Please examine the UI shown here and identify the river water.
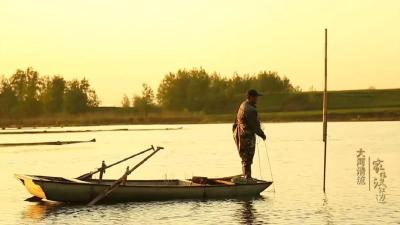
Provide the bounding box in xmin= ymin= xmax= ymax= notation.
xmin=0 ymin=122 xmax=399 ymax=225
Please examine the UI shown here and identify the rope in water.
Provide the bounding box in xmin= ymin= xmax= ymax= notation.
xmin=256 ymin=139 xmax=263 ymax=179
xmin=263 ymin=140 xmax=276 ymax=192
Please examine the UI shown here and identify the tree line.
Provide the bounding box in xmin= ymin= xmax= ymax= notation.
xmin=125 ymin=68 xmax=298 ymax=114
xmin=0 ymin=67 xmax=99 ymax=117
xmin=0 ymin=67 xmax=297 ymax=118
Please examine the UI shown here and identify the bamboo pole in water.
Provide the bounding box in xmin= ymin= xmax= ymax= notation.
xmin=323 ymin=28 xmax=328 ymax=193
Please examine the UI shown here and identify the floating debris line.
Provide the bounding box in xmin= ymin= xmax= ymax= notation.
xmin=0 ymin=138 xmax=96 ymax=147
xmin=0 ymin=127 xmax=183 ymax=135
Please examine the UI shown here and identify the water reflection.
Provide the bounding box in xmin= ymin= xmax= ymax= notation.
xmin=235 ymin=196 xmax=266 ymax=225
xmin=321 ymin=195 xmax=334 ymax=225
xmin=239 ymin=200 xmax=256 ymax=224
xmin=22 ymin=201 xmax=64 ymax=221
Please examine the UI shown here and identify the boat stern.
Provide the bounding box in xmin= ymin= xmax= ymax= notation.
xmin=14 ymin=174 xmax=47 ymax=199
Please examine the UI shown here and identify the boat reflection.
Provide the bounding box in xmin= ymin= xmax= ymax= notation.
xmin=22 ymin=196 xmax=270 ymax=223
xmin=22 ymin=201 xmax=64 ymax=221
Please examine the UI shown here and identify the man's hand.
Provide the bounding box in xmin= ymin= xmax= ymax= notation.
xmin=260 ymin=133 xmax=267 ymax=141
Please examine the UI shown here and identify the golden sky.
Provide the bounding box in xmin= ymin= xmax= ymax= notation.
xmin=1 ymin=0 xmax=399 ymax=106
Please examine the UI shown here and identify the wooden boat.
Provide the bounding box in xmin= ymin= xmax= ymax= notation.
xmin=15 ymin=146 xmax=272 ymax=204
xmin=15 ymin=174 xmax=272 ymax=203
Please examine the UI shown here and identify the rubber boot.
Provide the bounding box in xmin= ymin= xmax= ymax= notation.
xmin=242 ymin=164 xmax=247 ymax=177
xmin=244 ymin=165 xmax=252 ymax=179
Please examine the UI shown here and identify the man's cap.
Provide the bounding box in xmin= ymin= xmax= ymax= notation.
xmin=247 ymin=89 xmax=263 ymax=97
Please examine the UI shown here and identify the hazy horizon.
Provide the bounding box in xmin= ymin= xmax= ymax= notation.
xmin=1 ymin=0 xmax=399 ymax=106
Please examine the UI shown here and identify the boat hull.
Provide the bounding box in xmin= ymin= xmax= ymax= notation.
xmin=15 ymin=174 xmax=272 ymax=203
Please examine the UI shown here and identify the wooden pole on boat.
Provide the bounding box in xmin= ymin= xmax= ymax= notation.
xmin=87 ymin=146 xmax=164 ymax=206
xmin=323 ymin=28 xmax=328 ymax=193
xmin=77 ymin=145 xmax=155 ymax=180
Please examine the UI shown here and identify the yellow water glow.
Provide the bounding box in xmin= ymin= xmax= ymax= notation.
xmin=1 ymin=0 xmax=399 ymax=105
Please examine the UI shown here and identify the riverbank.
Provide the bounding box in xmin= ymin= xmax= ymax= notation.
xmin=1 ymin=107 xmax=399 ymax=128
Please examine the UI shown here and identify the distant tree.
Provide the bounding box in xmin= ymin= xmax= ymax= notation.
xmin=121 ymin=94 xmax=131 ymax=108
xmin=294 ymin=85 xmax=302 ymax=92
xmin=87 ymin=89 xmax=100 ymax=108
xmin=8 ymin=68 xmax=43 ymax=116
xmin=64 ymin=80 xmax=87 ymax=114
xmin=141 ymin=83 xmax=155 ymax=106
xmin=308 ymin=85 xmax=317 ymax=92
xmin=133 ymin=83 xmax=155 ymax=116
xmin=204 ymin=74 xmax=231 ymax=113
xmin=226 ymin=73 xmax=253 ymax=100
xmin=64 ymin=78 xmax=99 ymax=114
xmin=185 ymin=69 xmax=210 ymax=111
xmin=157 ymin=71 xmax=186 ymax=110
xmin=0 ymin=76 xmax=18 ymax=116
xmin=254 ymin=71 xmax=294 ymax=93
xmin=132 ymin=95 xmax=143 ymax=109
xmin=157 ymin=68 xmax=210 ymax=111
xmin=41 ymin=76 xmax=66 ymax=113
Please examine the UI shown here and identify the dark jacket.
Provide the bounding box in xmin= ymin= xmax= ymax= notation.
xmin=233 ymin=100 xmax=265 ymax=141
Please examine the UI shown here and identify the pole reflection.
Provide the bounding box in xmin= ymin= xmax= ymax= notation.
xmin=322 ymin=194 xmax=334 ymax=225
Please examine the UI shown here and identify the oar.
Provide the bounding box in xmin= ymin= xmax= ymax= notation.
xmin=76 ymin=145 xmax=155 ymax=180
xmin=87 ymin=146 xmax=164 ymax=206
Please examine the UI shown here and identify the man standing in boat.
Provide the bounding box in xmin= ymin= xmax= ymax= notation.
xmin=233 ymin=89 xmax=267 ymax=181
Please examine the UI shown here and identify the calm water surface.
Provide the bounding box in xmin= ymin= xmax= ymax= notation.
xmin=0 ymin=122 xmax=399 ymax=225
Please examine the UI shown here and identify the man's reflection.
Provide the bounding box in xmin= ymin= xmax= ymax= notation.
xmin=240 ymin=200 xmax=256 ymax=224
xmin=236 ymin=196 xmax=267 ymax=225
